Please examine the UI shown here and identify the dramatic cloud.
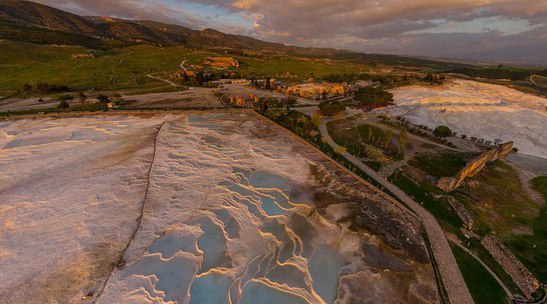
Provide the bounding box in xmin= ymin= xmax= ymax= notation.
xmin=34 ymin=0 xmax=207 ymax=28
xmin=37 ymin=0 xmax=547 ymax=64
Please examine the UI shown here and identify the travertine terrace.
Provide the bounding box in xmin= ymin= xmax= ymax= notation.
xmin=0 ymin=112 xmax=439 ymax=304
xmin=385 ymin=79 xmax=547 ymax=159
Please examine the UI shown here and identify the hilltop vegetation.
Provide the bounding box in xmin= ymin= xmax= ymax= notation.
xmin=448 ymin=66 xmax=547 ymax=81
xmin=0 ymin=1 xmax=471 ymax=73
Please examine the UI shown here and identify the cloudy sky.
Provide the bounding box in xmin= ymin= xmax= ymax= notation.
xmin=37 ymin=0 xmax=547 ymax=64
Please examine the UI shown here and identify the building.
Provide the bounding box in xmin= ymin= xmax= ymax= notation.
xmin=286 ymin=83 xmax=347 ymax=99
xmin=204 ymin=57 xmax=239 ymax=69
xmin=172 ymin=70 xmax=196 ymax=81
xmin=209 ymin=79 xmax=250 ymax=85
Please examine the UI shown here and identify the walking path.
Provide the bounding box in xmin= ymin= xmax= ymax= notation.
xmin=315 ymin=115 xmax=474 ymax=304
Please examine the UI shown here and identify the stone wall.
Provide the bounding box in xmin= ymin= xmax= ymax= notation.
xmin=481 ymin=236 xmax=540 ymax=298
xmin=437 ymin=142 xmax=513 ymax=192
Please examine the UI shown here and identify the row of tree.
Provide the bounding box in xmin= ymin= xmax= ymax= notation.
xmin=23 ymin=82 xmax=70 ymax=94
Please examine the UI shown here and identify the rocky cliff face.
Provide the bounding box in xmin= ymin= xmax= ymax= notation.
xmin=437 ymin=142 xmax=513 ymax=192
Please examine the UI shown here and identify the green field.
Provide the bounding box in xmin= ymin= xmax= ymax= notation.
xmin=0 ymin=41 xmax=213 ymax=92
xmin=409 ymin=151 xmax=468 ymax=178
xmin=451 ymin=161 xmax=541 ymax=237
xmin=507 ymin=175 xmax=547 ymax=282
xmin=327 ymin=118 xmax=404 ymax=161
xmin=0 ymin=40 xmax=364 ymax=95
xmin=389 ymin=170 xmax=463 ymax=232
xmin=450 ymin=243 xmax=510 ymax=304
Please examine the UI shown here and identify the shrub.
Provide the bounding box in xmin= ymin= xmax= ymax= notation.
xmin=79 ymin=92 xmax=87 ymax=102
xmin=354 ymin=87 xmax=394 ymax=107
xmin=433 ymin=125 xmax=453 ymax=138
xmin=311 ymin=114 xmax=322 ymax=128
xmin=97 ymin=94 xmax=110 ymax=103
xmin=112 ymin=93 xmax=123 ymax=101
xmin=364 ymin=144 xmax=386 ymax=162
xmin=318 ymin=100 xmax=346 ymax=116
xmin=23 ymin=83 xmax=33 ymax=92
xmin=283 ymin=96 xmax=298 ymax=111
xmin=36 ymin=82 xmax=70 ymax=94
xmin=335 ymin=146 xmax=348 ymax=154
xmin=57 ymin=100 xmax=70 ymax=109
xmin=57 ymin=94 xmax=74 ymax=101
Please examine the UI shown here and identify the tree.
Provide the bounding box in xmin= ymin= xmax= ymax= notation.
xmin=283 ymin=96 xmax=297 ymax=111
xmin=461 ymin=134 xmax=467 ymax=139
xmin=58 ymin=94 xmax=74 ymax=101
xmin=36 ymin=82 xmax=49 ymax=93
xmin=58 ymin=100 xmax=70 ymax=109
xmin=97 ymin=94 xmax=110 ymax=103
xmin=113 ymin=93 xmax=123 ymax=101
xmin=261 ymin=100 xmax=269 ymax=113
xmin=433 ymin=125 xmax=453 ymax=138
xmin=311 ymin=114 xmax=322 ymax=128
xmin=354 ymin=87 xmax=394 ymax=108
xmin=364 ymin=144 xmax=385 ymax=162
xmin=398 ymin=130 xmax=408 ymax=155
xmin=318 ymin=100 xmax=346 ymax=116
xmin=385 ymin=130 xmax=393 ymax=149
xmin=79 ymin=92 xmax=87 ymax=103
xmin=23 ymin=83 xmax=33 ymax=92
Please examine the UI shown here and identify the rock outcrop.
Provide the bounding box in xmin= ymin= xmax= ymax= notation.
xmin=481 ymin=236 xmax=540 ymax=298
xmin=437 ymin=142 xmax=513 ymax=192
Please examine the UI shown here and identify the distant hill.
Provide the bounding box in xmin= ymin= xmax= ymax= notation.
xmin=0 ymin=0 xmax=468 ymax=70
xmin=0 ymin=0 xmax=324 ymax=52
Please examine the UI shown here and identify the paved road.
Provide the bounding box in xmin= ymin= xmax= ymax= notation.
xmin=316 ymin=116 xmax=474 ymax=304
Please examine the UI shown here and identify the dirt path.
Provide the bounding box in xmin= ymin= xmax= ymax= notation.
xmin=315 ymin=116 xmax=474 ymax=304
xmin=146 ymin=74 xmax=184 ymax=88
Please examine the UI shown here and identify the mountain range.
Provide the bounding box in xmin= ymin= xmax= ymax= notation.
xmin=0 ymin=0 xmax=471 ymax=70
xmin=0 ymin=0 xmax=337 ymax=54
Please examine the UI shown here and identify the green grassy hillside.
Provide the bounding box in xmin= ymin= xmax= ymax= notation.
xmin=0 ymin=40 xmax=364 ymax=94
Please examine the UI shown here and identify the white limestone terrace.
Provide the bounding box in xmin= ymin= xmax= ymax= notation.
xmin=0 ymin=115 xmax=168 ymax=303
xmin=0 ymin=113 xmax=438 ymax=304
xmin=383 ymin=79 xmax=547 ymax=159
